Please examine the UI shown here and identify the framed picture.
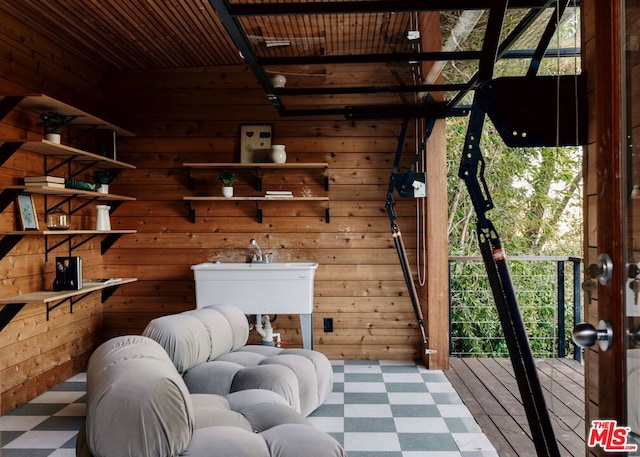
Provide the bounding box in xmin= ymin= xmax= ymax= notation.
xmin=240 ymin=125 xmax=272 ymax=163
xmin=16 ymin=194 xmax=39 ymax=230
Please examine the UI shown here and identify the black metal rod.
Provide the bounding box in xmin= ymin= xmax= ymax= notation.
xmin=477 ymin=222 xmax=560 ymax=457
xmin=557 ymin=260 xmax=566 ymax=358
xmin=392 ymin=230 xmax=427 ymax=344
xmin=571 ymin=258 xmax=582 ymax=362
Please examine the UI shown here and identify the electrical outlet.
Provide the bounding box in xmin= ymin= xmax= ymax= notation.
xmin=323 ymin=317 xmax=333 ymax=333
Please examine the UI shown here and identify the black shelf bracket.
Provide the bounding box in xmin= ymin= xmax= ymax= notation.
xmin=0 ymin=235 xmax=24 ymax=260
xmin=0 ymin=142 xmax=25 ymax=168
xmin=187 ymin=202 xmax=196 ymax=223
xmin=256 ymin=203 xmax=263 ymax=223
xmin=0 ymin=96 xmax=25 ymax=122
xmin=0 ymin=303 xmax=27 ymax=332
xmin=46 ymin=293 xmax=92 ymax=320
xmin=101 ymin=233 xmax=124 ymax=254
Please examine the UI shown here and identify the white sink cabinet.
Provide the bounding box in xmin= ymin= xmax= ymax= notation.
xmin=191 ymin=262 xmax=319 ymax=349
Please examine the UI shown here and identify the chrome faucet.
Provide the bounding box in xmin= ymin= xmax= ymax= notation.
xmin=249 ymin=238 xmax=266 ymax=263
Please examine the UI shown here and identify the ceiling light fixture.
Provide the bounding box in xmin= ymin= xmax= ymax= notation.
xmin=265 ymin=40 xmax=291 ymax=48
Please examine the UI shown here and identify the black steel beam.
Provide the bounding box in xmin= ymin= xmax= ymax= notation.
xmin=527 ymin=0 xmax=571 ymax=76
xmin=260 ymin=47 xmax=578 ymax=67
xmin=228 ymin=0 xmax=557 ymax=16
xmin=278 ymin=104 xmax=469 ymax=119
xmin=208 ymin=0 xmax=282 ymax=111
xmin=344 ymin=103 xmax=468 ymax=119
xmin=447 ymin=2 xmax=557 ymax=108
xmin=273 ymin=83 xmax=469 ymax=96
xmin=261 ymin=51 xmax=482 ymax=66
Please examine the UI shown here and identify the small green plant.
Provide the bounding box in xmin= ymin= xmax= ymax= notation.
xmin=94 ymin=170 xmax=122 ymax=185
xmin=38 ymin=112 xmax=69 ymax=134
xmin=218 ymin=170 xmax=237 ymax=186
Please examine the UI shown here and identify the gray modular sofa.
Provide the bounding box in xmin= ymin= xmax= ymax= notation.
xmin=77 ymin=334 xmax=345 ymax=457
xmin=142 ymin=304 xmax=333 ymax=416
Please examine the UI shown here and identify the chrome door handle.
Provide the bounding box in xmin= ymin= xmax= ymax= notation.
xmin=572 ymin=320 xmax=613 ymax=351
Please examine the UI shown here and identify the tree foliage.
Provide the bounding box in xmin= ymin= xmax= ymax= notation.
xmin=442 ymin=8 xmax=583 ymax=357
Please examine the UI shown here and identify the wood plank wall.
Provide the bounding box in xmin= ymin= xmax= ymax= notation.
xmin=0 ymin=11 xmax=107 ymax=414
xmin=103 ymin=65 xmax=433 ymax=361
xmin=0 ymin=8 xmax=450 ymax=413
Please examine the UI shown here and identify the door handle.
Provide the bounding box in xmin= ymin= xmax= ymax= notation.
xmin=572 ymin=320 xmax=613 ymax=351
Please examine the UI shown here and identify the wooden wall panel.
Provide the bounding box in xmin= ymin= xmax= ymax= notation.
xmin=0 ymin=10 xmax=106 ymax=413
xmin=103 ymin=64 xmax=448 ymax=364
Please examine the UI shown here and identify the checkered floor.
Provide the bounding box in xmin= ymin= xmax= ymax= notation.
xmin=0 ymin=360 xmax=498 ymax=457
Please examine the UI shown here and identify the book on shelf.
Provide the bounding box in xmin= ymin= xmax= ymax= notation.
xmin=265 ymin=190 xmax=293 ymax=198
xmin=24 ymin=176 xmax=65 ymax=184
xmin=24 ymin=181 xmax=66 ymax=189
xmin=54 ymin=256 xmax=83 ymax=291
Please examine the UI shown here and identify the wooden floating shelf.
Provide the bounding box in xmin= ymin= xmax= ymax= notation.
xmin=0 ymin=230 xmax=137 ymax=236
xmin=0 ymin=278 xmax=138 ymax=305
xmin=0 ymin=278 xmax=137 ymax=327
xmin=183 ymin=162 xmax=329 ymax=169
xmin=184 ymin=196 xmax=329 ymax=202
xmin=13 ymin=94 xmax=135 ymax=137
xmin=5 ymin=185 xmax=136 ymax=201
xmin=184 ymin=196 xmax=330 ymax=223
xmin=0 ymin=139 xmax=136 ymax=169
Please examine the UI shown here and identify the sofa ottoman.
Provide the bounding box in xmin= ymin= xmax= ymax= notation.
xmin=142 ymin=304 xmax=333 ymax=416
xmin=77 ymin=335 xmax=345 ymax=457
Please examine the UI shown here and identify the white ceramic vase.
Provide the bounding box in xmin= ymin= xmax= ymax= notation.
xmin=96 ymin=205 xmax=111 ymax=231
xmin=222 ymin=186 xmax=234 ymax=198
xmin=45 ymin=133 xmax=61 ymax=144
xmin=97 ymin=184 xmax=109 ymax=194
xmin=271 ymin=144 xmax=286 ymax=164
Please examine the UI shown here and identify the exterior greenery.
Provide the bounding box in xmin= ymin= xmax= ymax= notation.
xmin=443 ymin=9 xmax=583 ymax=358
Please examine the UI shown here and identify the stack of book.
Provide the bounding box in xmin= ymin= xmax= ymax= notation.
xmin=24 ymin=176 xmax=65 ymax=189
xmin=265 ymin=190 xmax=293 ymax=198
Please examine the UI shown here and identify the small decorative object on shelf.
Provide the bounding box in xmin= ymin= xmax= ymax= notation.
xmin=65 ymin=179 xmax=97 ymax=191
xmin=94 ymin=170 xmax=121 ymax=194
xmin=218 ymin=169 xmax=237 ymax=198
xmin=96 ymin=205 xmax=111 ymax=230
xmin=271 ymin=144 xmax=287 ymax=164
xmin=16 ymin=194 xmax=39 ymax=230
xmin=46 ymin=205 xmax=70 ymax=230
xmin=38 ymin=111 xmax=69 ymax=144
xmin=53 ymin=256 xmax=83 ymax=291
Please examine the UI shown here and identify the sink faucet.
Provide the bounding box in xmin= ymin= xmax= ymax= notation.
xmin=249 ymin=238 xmax=268 ymax=263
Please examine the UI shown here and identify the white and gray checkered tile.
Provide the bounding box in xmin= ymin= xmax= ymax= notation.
xmin=309 ymin=360 xmax=498 ymax=457
xmin=0 ymin=360 xmax=498 ymax=457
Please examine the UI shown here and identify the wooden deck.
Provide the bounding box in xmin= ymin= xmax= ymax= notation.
xmin=445 ymin=358 xmax=585 ymax=457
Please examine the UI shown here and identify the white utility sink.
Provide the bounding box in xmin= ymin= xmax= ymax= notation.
xmin=191 ymin=262 xmax=319 ymax=349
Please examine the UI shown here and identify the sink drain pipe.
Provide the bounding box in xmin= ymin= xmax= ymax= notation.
xmin=255 ymin=314 xmax=280 ymax=346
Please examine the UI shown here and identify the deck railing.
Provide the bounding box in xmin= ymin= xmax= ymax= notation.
xmin=448 ymin=256 xmax=583 ymax=361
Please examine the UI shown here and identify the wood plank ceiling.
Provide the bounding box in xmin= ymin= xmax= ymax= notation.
xmin=0 ymin=0 xmax=575 ymax=118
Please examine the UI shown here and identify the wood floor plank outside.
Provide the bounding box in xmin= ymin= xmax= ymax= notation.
xmin=445 ymin=358 xmax=585 ymax=457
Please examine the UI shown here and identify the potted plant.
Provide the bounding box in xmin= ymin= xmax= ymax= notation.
xmin=38 ymin=112 xmax=69 ymax=144
xmin=94 ymin=170 xmax=122 ymax=194
xmin=218 ymin=170 xmax=237 ymax=197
